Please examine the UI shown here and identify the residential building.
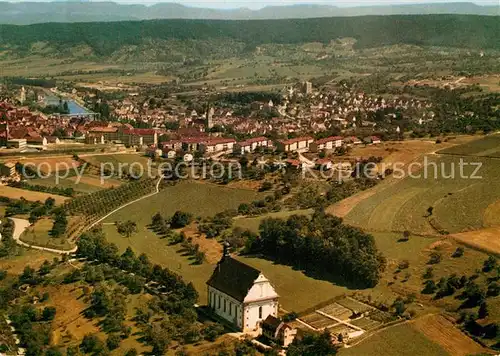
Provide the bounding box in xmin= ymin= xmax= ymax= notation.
xmin=121 ymin=128 xmax=158 ymax=146
xmin=84 ymin=134 xmax=105 ymax=145
xmin=309 ymin=136 xmax=343 ymax=152
xmin=201 ymin=138 xmax=236 ymax=153
xmin=161 ymin=140 xmax=182 ymax=151
xmin=88 ymin=127 xmax=119 ymax=142
xmin=233 ymin=137 xmax=273 ymax=155
xmin=345 ymin=136 xmax=362 ymax=145
xmin=316 ymin=158 xmax=333 ymax=171
xmin=276 ymin=137 xmax=314 ymax=152
xmin=207 ymin=246 xmax=279 ymax=333
xmin=261 ymin=315 xmax=297 ymax=347
xmin=363 ymin=136 xmax=382 ymax=144
xmin=182 ymin=137 xmax=207 ymax=152
xmin=0 ymin=162 xmax=17 ymax=177
xmin=6 ymin=139 xmax=27 ymax=149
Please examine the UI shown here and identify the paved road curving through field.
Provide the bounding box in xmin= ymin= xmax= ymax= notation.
xmin=8 ymin=176 xmax=163 ymax=255
xmin=9 ymin=217 xmax=77 ymax=255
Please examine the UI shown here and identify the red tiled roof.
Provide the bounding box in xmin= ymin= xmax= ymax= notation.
xmin=238 ymin=136 xmax=269 ymax=146
xmin=316 ymin=158 xmax=332 ymax=165
xmin=203 ymin=138 xmax=236 ymax=146
xmin=315 ymin=136 xmax=343 ymax=145
xmin=286 ymin=159 xmax=302 ymax=167
xmin=182 ymin=137 xmax=208 ymax=144
xmin=122 ymin=128 xmax=157 ymax=136
xmin=89 ymin=127 xmax=118 ymax=133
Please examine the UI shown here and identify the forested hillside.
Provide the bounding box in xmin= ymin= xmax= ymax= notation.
xmin=0 ymin=15 xmax=498 ymax=59
xmin=0 ymin=2 xmax=497 ymax=25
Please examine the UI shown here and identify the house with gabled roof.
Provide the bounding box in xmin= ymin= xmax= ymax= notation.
xmin=207 ymin=245 xmax=279 ymax=333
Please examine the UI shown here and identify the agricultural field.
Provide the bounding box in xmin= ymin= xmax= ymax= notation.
xmin=438 ymin=134 xmax=500 ymax=158
xmin=0 ymin=185 xmax=68 ymax=205
xmin=12 ymin=156 xmax=81 ymax=175
xmin=405 ymin=74 xmax=500 ymax=93
xmin=41 ymin=283 xmax=151 ymax=355
xmin=28 ymin=176 xmax=103 ymax=194
xmin=340 ymin=322 xmax=448 ymax=356
xmin=81 ymin=154 xmax=156 ymax=178
xmin=342 ymin=155 xmax=500 ymax=236
xmin=411 ymin=314 xmax=488 ymax=356
xmin=341 ymin=314 xmax=488 ymax=356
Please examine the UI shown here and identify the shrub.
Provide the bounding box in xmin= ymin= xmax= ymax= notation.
xmin=428 ymin=252 xmax=442 ymax=265
xmin=483 ymin=256 xmax=497 ymax=272
xmin=170 ymin=211 xmax=193 ymax=229
xmin=423 ymin=267 xmax=433 ymax=279
xmin=398 ymin=260 xmax=410 ymax=270
xmin=422 ymin=280 xmax=437 ymax=294
xmin=283 ymin=312 xmax=299 ymax=322
xmin=107 ymin=334 xmax=121 ymax=350
xmin=452 ymin=247 xmax=464 ymax=258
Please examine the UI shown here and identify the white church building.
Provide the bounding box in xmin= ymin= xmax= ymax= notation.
xmin=207 ymin=247 xmax=279 ymax=333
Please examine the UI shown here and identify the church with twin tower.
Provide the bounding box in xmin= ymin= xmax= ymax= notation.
xmin=207 ymin=244 xmax=279 ymax=333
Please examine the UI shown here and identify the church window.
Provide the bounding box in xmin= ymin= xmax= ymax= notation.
xmin=218 ymin=295 xmax=221 ymax=309
xmin=223 ymin=299 xmax=226 ymax=313
xmin=258 ymin=306 xmax=262 ymax=319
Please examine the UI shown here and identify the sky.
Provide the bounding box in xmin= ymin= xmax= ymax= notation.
xmin=7 ymin=0 xmax=500 ymax=9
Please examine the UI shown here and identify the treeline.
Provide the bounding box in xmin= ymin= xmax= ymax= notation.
xmin=1 ymin=15 xmax=498 ymax=58
xmin=214 ymin=91 xmax=283 ymax=106
xmin=0 ymin=219 xmax=15 ymax=258
xmin=9 ymin=181 xmax=75 ymax=197
xmin=249 ymin=211 xmax=386 ymax=288
xmin=4 ymin=77 xmax=56 ymax=88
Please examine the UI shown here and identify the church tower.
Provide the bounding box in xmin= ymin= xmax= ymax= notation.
xmin=206 ymin=104 xmax=214 ymax=130
xmin=19 ymin=87 xmax=26 ymax=104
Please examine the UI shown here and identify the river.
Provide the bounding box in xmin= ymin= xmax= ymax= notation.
xmin=45 ymin=95 xmax=91 ymax=115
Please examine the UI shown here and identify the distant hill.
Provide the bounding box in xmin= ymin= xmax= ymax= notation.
xmin=0 ymin=15 xmax=498 ymax=64
xmin=0 ymin=1 xmax=497 ymax=25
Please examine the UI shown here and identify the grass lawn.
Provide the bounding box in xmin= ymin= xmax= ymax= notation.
xmin=20 ymin=217 xmax=76 ymax=251
xmin=101 ymin=181 xmax=356 ymax=311
xmin=340 ymin=322 xmax=448 ymax=356
xmin=0 ymin=249 xmax=55 ymax=275
xmin=102 ymin=223 xmax=214 ymax=303
xmin=101 ymin=181 xmax=264 ymax=301
xmin=236 ymin=255 xmax=351 ymax=312
xmin=104 ymin=181 xmax=264 ymax=225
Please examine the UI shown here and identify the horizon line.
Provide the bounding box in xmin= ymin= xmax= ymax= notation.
xmin=2 ymin=0 xmax=499 ymax=11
